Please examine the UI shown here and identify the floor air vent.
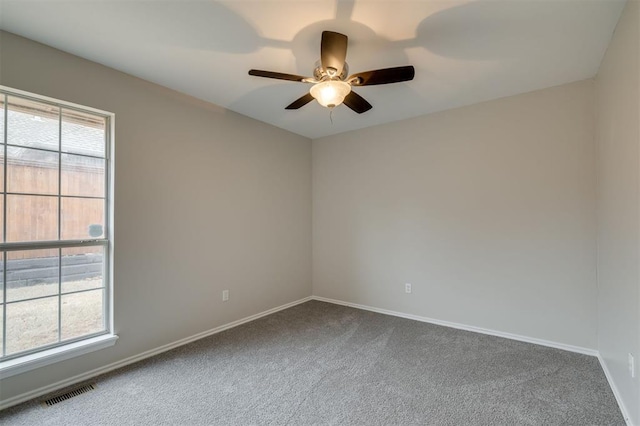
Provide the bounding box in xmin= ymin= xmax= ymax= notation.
xmin=42 ymin=383 xmax=96 ymax=407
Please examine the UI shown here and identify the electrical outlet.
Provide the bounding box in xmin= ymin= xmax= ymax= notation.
xmin=629 ymin=353 xmax=635 ymax=378
xmin=405 ymin=283 xmax=412 ymax=294
xmin=222 ymin=290 xmax=229 ymax=302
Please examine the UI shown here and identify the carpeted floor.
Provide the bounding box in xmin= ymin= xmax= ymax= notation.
xmin=0 ymin=300 xmax=625 ymax=425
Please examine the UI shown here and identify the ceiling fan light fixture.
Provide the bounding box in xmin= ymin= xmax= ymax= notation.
xmin=249 ymin=31 xmax=414 ymax=113
xmin=310 ymin=80 xmax=351 ymax=108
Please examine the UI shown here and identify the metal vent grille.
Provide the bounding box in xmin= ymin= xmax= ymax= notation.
xmin=42 ymin=383 xmax=96 ymax=407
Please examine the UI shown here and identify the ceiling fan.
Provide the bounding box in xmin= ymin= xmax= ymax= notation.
xmin=248 ymin=31 xmax=415 ymax=113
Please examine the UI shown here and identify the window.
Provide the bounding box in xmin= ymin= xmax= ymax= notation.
xmin=0 ymin=87 xmax=115 ymax=371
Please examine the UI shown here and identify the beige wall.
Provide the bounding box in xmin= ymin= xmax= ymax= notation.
xmin=0 ymin=31 xmax=312 ymax=402
xmin=596 ymin=0 xmax=640 ymax=423
xmin=313 ymin=80 xmax=597 ymax=349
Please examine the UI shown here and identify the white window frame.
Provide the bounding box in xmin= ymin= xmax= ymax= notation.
xmin=0 ymin=86 xmax=117 ymax=379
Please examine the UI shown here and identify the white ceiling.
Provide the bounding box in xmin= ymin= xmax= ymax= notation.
xmin=0 ymin=0 xmax=626 ymax=139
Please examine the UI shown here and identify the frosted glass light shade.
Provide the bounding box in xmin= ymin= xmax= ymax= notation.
xmin=310 ymin=81 xmax=351 ymax=108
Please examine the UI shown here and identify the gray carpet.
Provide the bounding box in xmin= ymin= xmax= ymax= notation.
xmin=0 ymin=300 xmax=625 ymax=425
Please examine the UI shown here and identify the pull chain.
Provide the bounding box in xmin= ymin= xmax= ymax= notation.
xmin=329 ymin=108 xmax=334 ymax=125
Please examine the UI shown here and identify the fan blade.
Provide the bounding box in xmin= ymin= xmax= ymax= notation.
xmin=343 ymin=91 xmax=372 ymax=114
xmin=249 ymin=69 xmax=309 ymax=82
xmin=285 ymin=93 xmax=315 ymax=110
xmin=349 ymin=66 xmax=415 ymax=86
xmin=321 ymin=31 xmax=348 ymax=77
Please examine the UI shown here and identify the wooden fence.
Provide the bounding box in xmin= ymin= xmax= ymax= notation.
xmin=2 ymin=162 xmax=105 ymax=260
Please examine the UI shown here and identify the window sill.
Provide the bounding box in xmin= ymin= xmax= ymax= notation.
xmin=0 ymin=334 xmax=118 ymax=379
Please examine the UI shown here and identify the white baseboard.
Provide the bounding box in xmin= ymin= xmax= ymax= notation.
xmin=311 ymin=296 xmax=598 ymax=356
xmin=0 ymin=296 xmax=312 ymax=411
xmin=598 ymin=354 xmax=635 ymax=426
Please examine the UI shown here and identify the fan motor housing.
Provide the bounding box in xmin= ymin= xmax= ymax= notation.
xmin=313 ymin=60 xmax=349 ymax=81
